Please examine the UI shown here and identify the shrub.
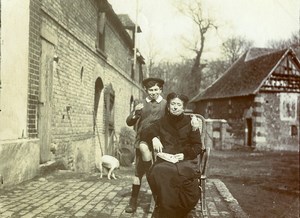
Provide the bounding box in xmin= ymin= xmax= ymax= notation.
xmin=118 ymin=126 xmax=136 ymax=148
xmin=117 ymin=126 xmax=136 ymax=166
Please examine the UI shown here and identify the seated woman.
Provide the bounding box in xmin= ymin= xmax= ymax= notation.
xmin=140 ymin=92 xmax=203 ymax=218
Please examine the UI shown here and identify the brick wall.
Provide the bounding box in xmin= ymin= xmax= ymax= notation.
xmin=28 ymin=0 xmax=42 ymax=138
xmin=39 ymin=0 xmax=143 ymax=170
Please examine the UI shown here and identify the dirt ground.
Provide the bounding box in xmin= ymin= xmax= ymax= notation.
xmin=209 ymin=148 xmax=299 ymax=218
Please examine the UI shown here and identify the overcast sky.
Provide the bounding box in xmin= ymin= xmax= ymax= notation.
xmin=108 ymin=0 xmax=299 ymax=62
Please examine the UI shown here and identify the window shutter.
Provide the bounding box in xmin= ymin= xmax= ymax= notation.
xmin=103 ymin=84 xmax=115 ymax=154
xmin=98 ymin=12 xmax=106 ymax=34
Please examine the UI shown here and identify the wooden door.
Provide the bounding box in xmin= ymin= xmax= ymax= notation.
xmin=38 ymin=39 xmax=54 ymax=163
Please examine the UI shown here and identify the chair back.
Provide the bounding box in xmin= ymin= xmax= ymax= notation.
xmin=189 ymin=113 xmax=206 ymax=150
xmin=185 ymin=113 xmax=210 ymax=216
xmin=187 ymin=113 xmax=209 ymax=175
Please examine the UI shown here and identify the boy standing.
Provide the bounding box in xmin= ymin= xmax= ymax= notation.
xmin=125 ymin=77 xmax=166 ymax=213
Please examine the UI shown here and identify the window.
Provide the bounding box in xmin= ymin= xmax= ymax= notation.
xmin=280 ymin=93 xmax=297 ymax=121
xmin=206 ymin=102 xmax=213 ymax=118
xmin=97 ymin=12 xmax=106 ymax=52
xmin=291 ymin=125 xmax=298 ymax=137
xmin=228 ymin=99 xmax=232 ymax=114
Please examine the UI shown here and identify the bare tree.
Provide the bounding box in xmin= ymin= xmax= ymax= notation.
xmin=145 ymin=31 xmax=160 ymax=76
xmin=266 ymin=31 xmax=300 ymax=59
xmin=205 ymin=59 xmax=228 ymax=80
xmin=222 ymin=36 xmax=253 ymax=64
xmin=175 ymin=0 xmax=217 ymax=98
xmin=149 ymin=60 xmax=194 ymax=97
xmin=267 ymin=31 xmax=300 ymax=50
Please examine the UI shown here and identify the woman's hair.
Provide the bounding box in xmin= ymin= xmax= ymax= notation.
xmin=166 ymin=92 xmax=189 ymax=107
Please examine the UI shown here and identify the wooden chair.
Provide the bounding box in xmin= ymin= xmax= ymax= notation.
xmin=189 ymin=113 xmax=210 ymax=217
xmin=198 ymin=147 xmax=210 ymax=217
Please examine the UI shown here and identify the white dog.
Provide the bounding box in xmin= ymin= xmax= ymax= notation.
xmin=98 ymin=155 xmax=120 ymax=180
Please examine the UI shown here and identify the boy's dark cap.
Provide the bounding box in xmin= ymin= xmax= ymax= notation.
xmin=142 ymin=77 xmax=164 ymax=87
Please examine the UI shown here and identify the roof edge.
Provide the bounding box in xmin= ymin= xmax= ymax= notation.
xmin=253 ymin=48 xmax=290 ymax=94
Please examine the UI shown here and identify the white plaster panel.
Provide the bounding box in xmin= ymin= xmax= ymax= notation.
xmin=0 ymin=0 xmax=31 ymax=140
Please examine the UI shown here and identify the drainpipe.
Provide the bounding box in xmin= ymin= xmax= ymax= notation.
xmin=0 ymin=80 xmax=2 ymax=112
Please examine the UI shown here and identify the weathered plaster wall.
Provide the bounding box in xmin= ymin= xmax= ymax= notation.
xmin=0 ymin=0 xmax=30 ymax=140
xmin=0 ymin=139 xmax=39 ymax=187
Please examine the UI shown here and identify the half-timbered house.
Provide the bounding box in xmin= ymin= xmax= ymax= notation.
xmin=191 ymin=48 xmax=300 ymax=151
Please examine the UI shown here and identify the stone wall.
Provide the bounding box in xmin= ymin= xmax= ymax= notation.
xmin=257 ymin=93 xmax=299 ymax=151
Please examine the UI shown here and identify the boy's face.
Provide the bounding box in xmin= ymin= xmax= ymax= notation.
xmin=146 ymin=84 xmax=162 ymax=100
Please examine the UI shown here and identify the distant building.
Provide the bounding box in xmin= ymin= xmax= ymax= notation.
xmin=0 ymin=0 xmax=145 ymax=186
xmin=191 ymin=48 xmax=300 ymax=151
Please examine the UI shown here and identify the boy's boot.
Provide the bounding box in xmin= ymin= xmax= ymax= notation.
xmin=125 ymin=160 xmax=152 ymax=213
xmin=125 ymin=184 xmax=140 ymax=213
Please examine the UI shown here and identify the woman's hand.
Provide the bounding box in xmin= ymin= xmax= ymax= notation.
xmin=152 ymin=137 xmax=163 ymax=153
xmin=175 ymin=153 xmax=184 ymax=161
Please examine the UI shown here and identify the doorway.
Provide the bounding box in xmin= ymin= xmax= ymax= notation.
xmin=246 ymin=118 xmax=253 ymax=146
xmin=244 ymin=107 xmax=253 ymax=147
xmin=93 ymin=77 xmax=104 ymax=132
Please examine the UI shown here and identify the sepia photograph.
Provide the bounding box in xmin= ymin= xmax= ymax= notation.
xmin=0 ymin=0 xmax=299 ymax=217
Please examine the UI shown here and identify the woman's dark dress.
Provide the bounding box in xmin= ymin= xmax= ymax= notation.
xmin=140 ymin=113 xmax=203 ymax=218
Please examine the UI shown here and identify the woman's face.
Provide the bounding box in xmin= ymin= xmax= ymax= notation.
xmin=168 ymin=97 xmax=185 ymax=116
xmin=146 ymin=84 xmax=162 ymax=100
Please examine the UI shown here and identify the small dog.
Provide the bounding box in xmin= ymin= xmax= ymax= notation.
xmin=98 ymin=155 xmax=120 ymax=180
